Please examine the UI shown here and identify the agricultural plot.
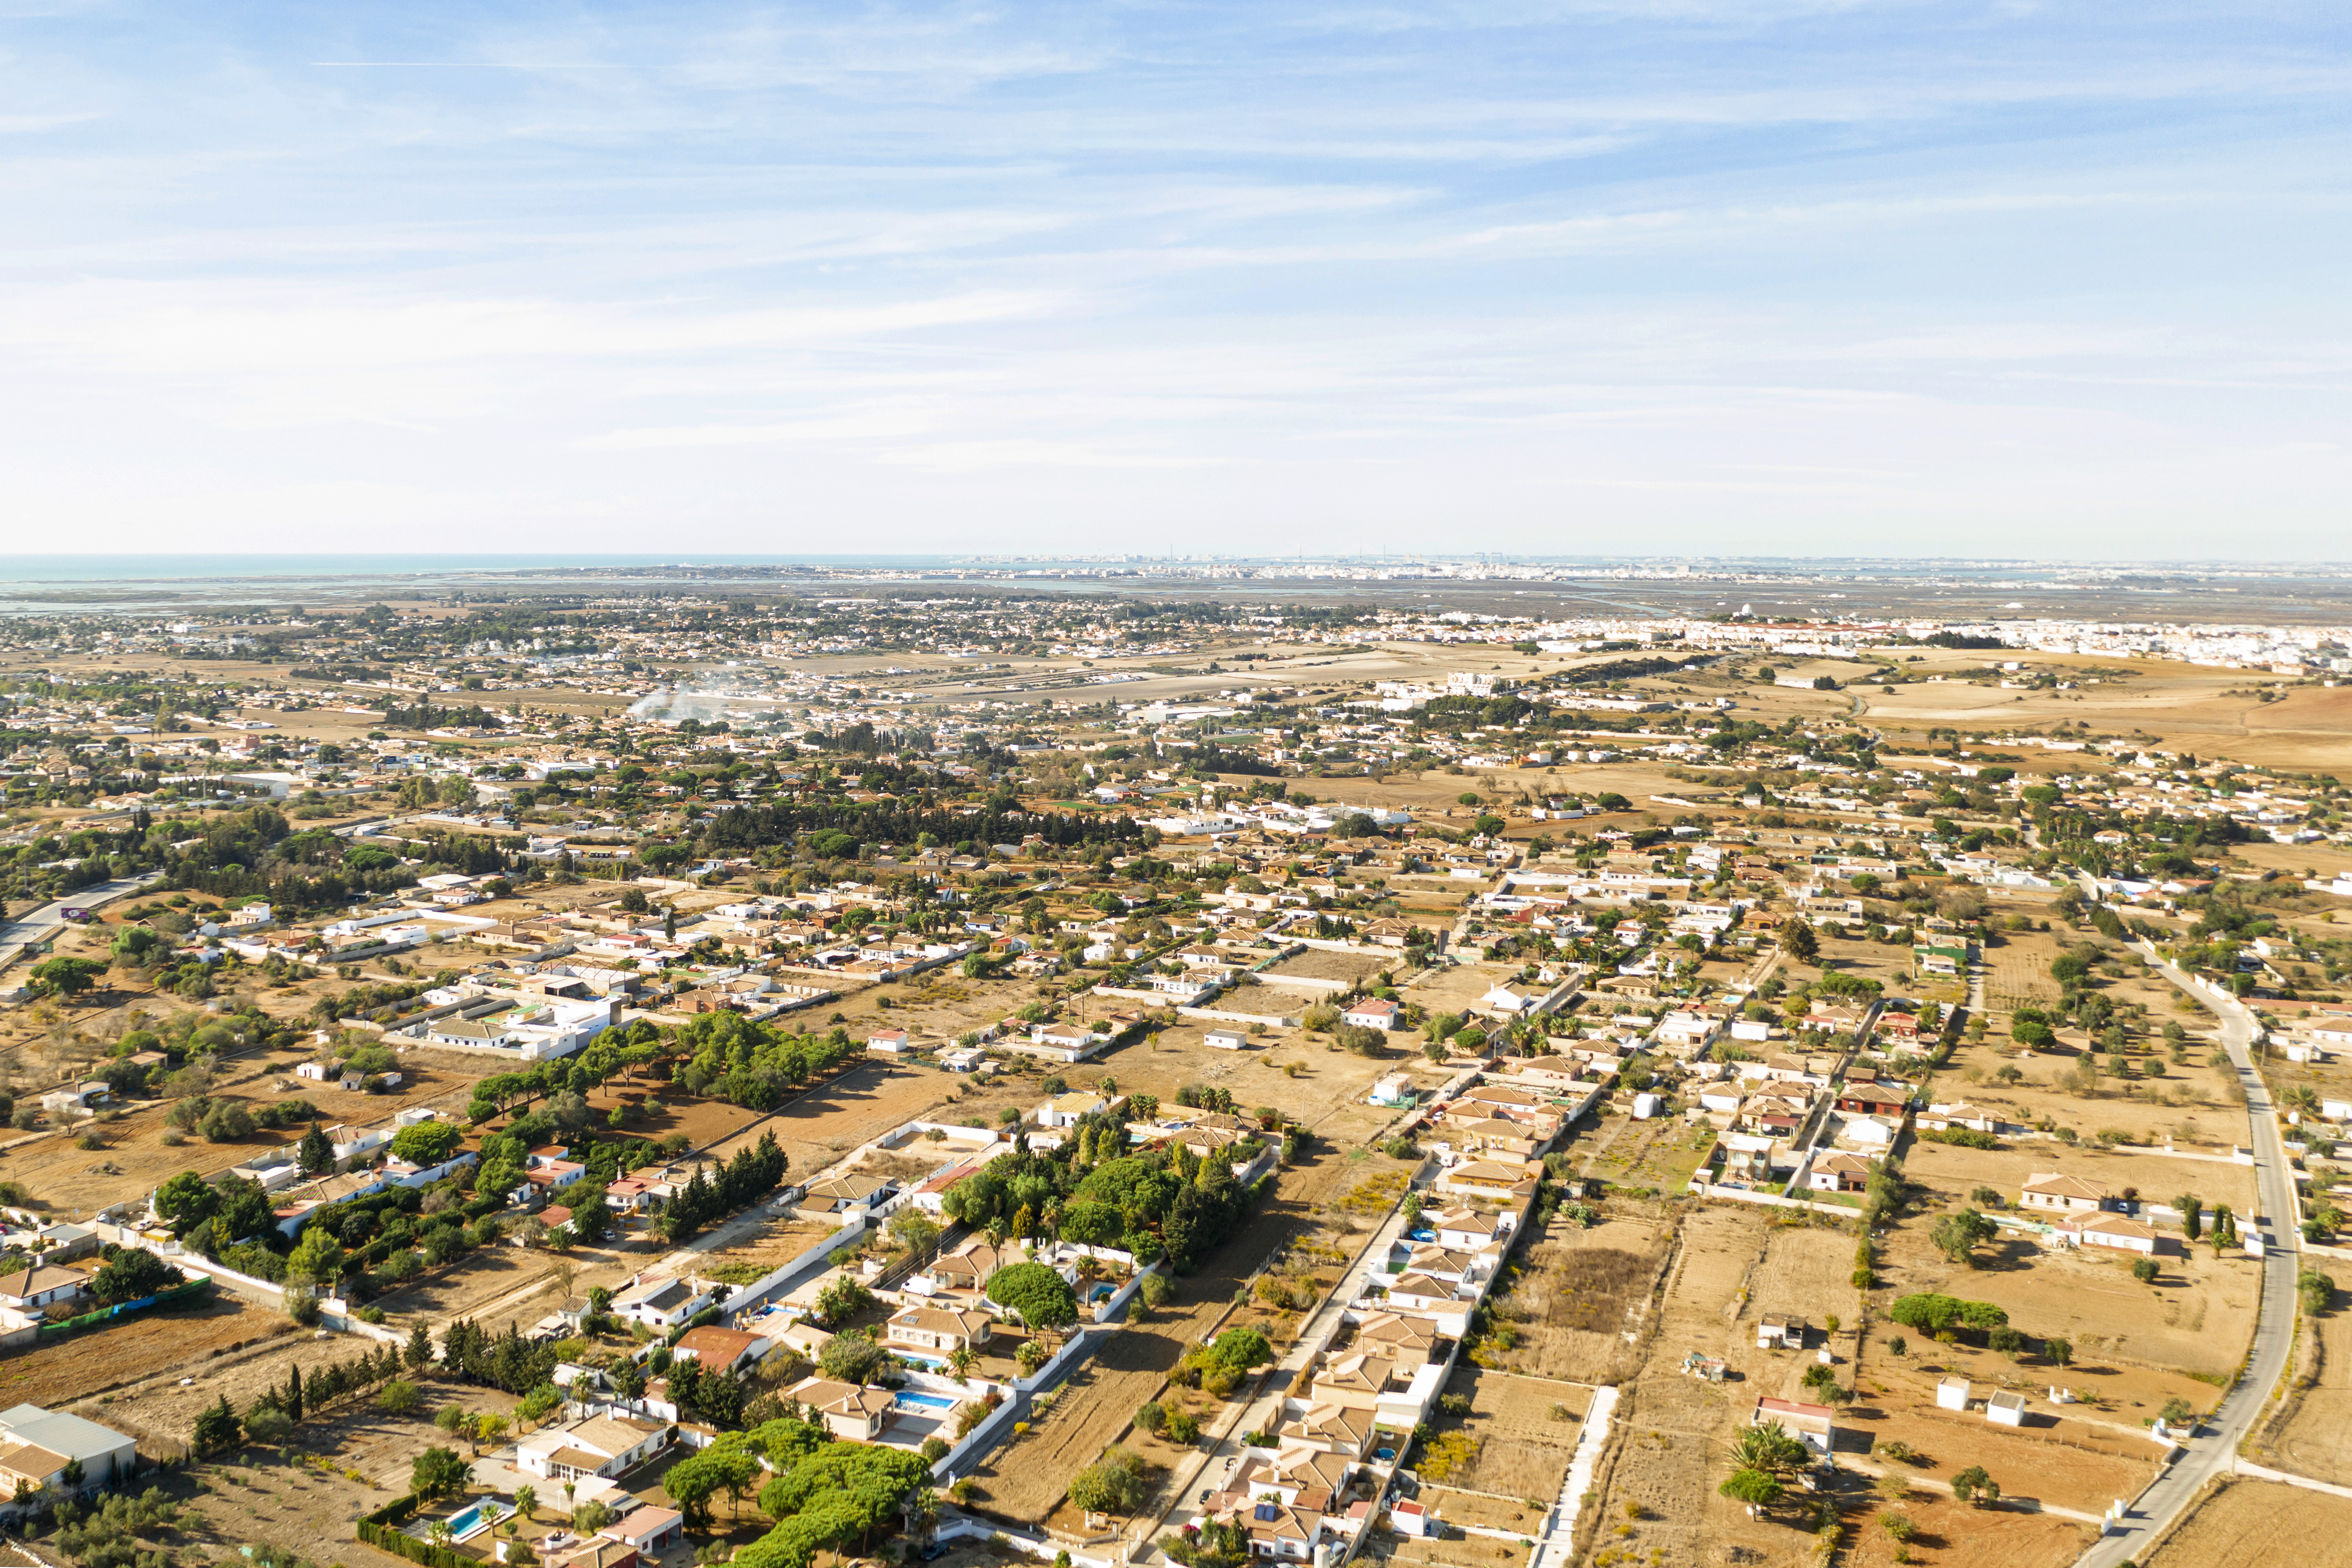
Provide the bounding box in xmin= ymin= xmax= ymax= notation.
xmin=1832 ymin=1484 xmax=2093 ymax=1568
xmin=1486 ymin=1213 xmax=1672 ymax=1385
xmin=1897 ymin=1140 xmax=2258 ymax=1219
xmin=1874 ymin=1185 xmax=2260 ymax=1381
xmin=2260 ymin=1294 xmax=2352 ymax=1488
xmin=2144 ymin=1477 xmax=2352 ymax=1567
xmin=1924 ymin=1032 xmax=2240 ymax=1150
xmin=1419 ymin=1368 xmax=1592 ymax=1504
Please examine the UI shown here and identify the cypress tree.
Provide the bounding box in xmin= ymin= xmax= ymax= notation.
xmin=285 ymin=1363 xmax=304 ymax=1424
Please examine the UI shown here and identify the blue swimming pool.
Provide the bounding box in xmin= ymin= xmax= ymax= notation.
xmin=434 ymin=1503 xmax=491 ymax=1540
xmin=1407 ymin=1228 xmax=1437 ymax=1243
xmin=896 ymin=1392 xmax=958 ymax=1411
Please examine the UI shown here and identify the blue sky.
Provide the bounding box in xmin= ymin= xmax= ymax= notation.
xmin=4 ymin=1 xmax=2348 ymax=559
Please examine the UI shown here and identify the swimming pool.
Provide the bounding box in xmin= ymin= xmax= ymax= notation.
xmin=895 ymin=1392 xmax=958 ymax=1411
xmin=433 ymin=1503 xmax=492 ymax=1540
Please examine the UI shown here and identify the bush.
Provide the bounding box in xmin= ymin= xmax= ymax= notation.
xmin=378 ymin=1380 xmax=423 ymax=1414
xmin=1135 ymin=1402 xmax=1166 ymax=1435
xmin=1165 ymin=1409 xmax=1201 ymax=1444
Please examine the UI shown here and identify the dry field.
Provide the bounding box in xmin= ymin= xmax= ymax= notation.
xmin=1837 ymin=1399 xmax=2160 ymax=1518
xmin=1920 ymin=1045 xmax=2240 ymax=1151
xmin=1563 ymin=1112 xmax=1719 ymax=1198
xmin=0 ymin=1298 xmax=294 ymax=1425
xmin=1832 ymin=1485 xmax=2093 ymax=1568
xmin=1262 ymin=949 xmax=1388 ymax=985
xmin=1985 ymin=929 xmax=2066 ymax=1013
xmin=1488 ymin=1213 xmax=1673 ymax=1385
xmin=1875 ymin=1189 xmax=2260 ymax=1382
xmin=2261 ymin=1296 xmax=2352 ymax=1486
xmin=1574 ymin=1204 xmax=1790 ymax=1568
xmin=1898 ymin=1140 xmax=2258 ymax=1217
xmin=2144 ymin=1476 xmax=2352 ymax=1566
xmin=1421 ymin=1368 xmax=1592 ymax=1503
xmin=1739 ymin=1222 xmax=1864 ymax=1402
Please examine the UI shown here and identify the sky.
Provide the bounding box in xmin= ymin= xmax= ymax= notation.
xmin=4 ymin=1 xmax=2349 ymax=560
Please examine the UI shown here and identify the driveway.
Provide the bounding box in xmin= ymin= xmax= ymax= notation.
xmin=2073 ymin=948 xmax=2301 ymax=1566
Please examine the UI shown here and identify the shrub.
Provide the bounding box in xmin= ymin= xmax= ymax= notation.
xmin=378 ymin=1380 xmax=423 ymax=1414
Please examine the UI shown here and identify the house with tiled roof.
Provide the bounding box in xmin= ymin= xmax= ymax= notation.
xmin=2019 ymin=1172 xmax=2115 ymax=1214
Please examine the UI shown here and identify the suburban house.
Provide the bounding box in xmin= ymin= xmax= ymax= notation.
xmin=0 ymin=1406 xmax=138 ymax=1497
xmin=671 ymin=1326 xmax=774 ymax=1379
xmin=1035 ymin=1090 xmax=1126 ymax=1129
xmin=1339 ymin=998 xmax=1400 ymax=1031
xmin=598 ymin=1508 xmax=686 ymax=1557
xmin=1809 ymin=1153 xmax=1873 ymax=1194
xmin=515 ymin=1414 xmax=670 ymax=1482
xmin=1434 ymin=1159 xmax=1540 ymax=1201
xmin=2018 ymin=1172 xmax=2116 ymax=1214
xmin=885 ymin=1304 xmax=993 ymax=1356
xmin=1753 ymin=1396 xmax=1835 ymax=1456
xmin=609 ymin=1273 xmax=717 ymax=1330
xmin=784 ymin=1376 xmax=893 ymax=1441
xmin=865 ymin=1029 xmax=913 ymax=1057
xmin=2051 ymin=1213 xmax=2168 ymax=1256
xmin=0 ymin=1265 xmax=91 ymax=1314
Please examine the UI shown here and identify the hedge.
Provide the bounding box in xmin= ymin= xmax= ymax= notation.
xmin=356 ymin=1495 xmax=473 ymax=1568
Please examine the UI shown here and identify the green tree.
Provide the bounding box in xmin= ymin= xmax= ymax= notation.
xmin=27 ymin=957 xmax=105 ymax=1000
xmin=298 ymin=1122 xmax=335 ymax=1177
xmin=391 ymin=1121 xmax=463 ymax=1165
xmin=191 ymin=1396 xmax=241 ymax=1457
xmin=1929 ymin=1211 xmax=1998 ymax=1267
xmin=412 ymin=1446 xmax=470 ymax=1500
xmin=986 ymin=1262 xmax=1079 ymax=1329
xmin=2176 ymin=1194 xmax=2203 ymax=1242
xmin=1780 ymin=920 xmax=1819 ymax=963
xmin=1719 ymin=1469 xmax=1783 ymax=1509
xmin=1950 ymin=1466 xmax=1998 ymax=1506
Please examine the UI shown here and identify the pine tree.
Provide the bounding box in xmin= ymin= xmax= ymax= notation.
xmin=407 ymin=1321 xmax=434 ymax=1371
xmin=298 ymin=1122 xmax=334 ymax=1177
xmin=192 ymin=1395 xmax=241 ymax=1457
xmin=285 ymin=1363 xmax=304 ymax=1424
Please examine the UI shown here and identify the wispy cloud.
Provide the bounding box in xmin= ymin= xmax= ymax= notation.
xmin=0 ymin=0 xmax=2345 ymax=555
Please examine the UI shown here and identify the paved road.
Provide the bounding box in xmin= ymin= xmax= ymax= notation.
xmin=2074 ymin=948 xmax=2301 ymax=1565
xmin=0 ymin=875 xmax=160 ymax=974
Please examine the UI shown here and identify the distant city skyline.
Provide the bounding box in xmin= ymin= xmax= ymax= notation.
xmin=4 ymin=2 xmax=2347 ymax=556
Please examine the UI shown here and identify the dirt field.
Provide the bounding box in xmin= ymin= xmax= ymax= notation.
xmin=1985 ymin=929 xmax=2067 ymax=1013
xmin=2144 ymin=1476 xmax=2352 ymax=1566
xmin=2262 ymin=1295 xmax=2352 ymax=1487
xmin=1875 ymin=1184 xmax=2260 ymax=1382
xmin=1833 ymin=1485 xmax=2095 ymax=1568
xmin=0 ymin=1296 xmax=294 ymax=1422
xmin=1899 ymin=1140 xmax=2259 ymax=1219
xmin=1928 ymin=1029 xmax=2242 ymax=1151
xmin=1739 ymin=1222 xmax=1864 ymax=1403
xmin=1561 ymin=1109 xmax=1718 ymax=1196
xmin=1488 ymin=1212 xmax=1673 ymax=1385
xmin=1422 ymin=1368 xmax=1591 ymax=1503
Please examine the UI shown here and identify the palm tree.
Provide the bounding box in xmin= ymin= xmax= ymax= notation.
xmin=946 ymin=1346 xmax=978 ymax=1383
xmin=427 ymin=1523 xmax=455 ymax=1551
xmin=514 ymin=1484 xmax=538 ymax=1523
xmin=1728 ymin=1421 xmax=1808 ymax=1478
xmin=479 ymin=1503 xmax=506 ymax=1535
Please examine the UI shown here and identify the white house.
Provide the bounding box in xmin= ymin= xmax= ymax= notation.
xmin=609 ymin=1272 xmax=716 ymax=1330
xmin=0 ymin=1405 xmax=138 ymax=1497
xmin=515 ymin=1414 xmax=669 ymax=1481
xmin=1340 ymin=998 xmax=1400 ymax=1031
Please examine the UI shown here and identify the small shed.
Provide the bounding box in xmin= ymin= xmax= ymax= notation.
xmin=1757 ymin=1313 xmax=1805 ymax=1350
xmin=1986 ymin=1390 xmax=2026 ymax=1427
xmin=1205 ymin=1029 xmax=1248 ymax=1051
xmin=1936 ymin=1376 xmax=1971 ymax=1412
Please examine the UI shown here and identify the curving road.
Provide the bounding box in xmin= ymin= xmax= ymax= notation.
xmin=0 ymin=874 xmax=159 ymax=975
xmin=2073 ymin=946 xmax=2301 ymax=1565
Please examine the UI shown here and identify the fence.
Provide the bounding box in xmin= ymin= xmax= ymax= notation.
xmin=34 ymin=1277 xmax=215 ymax=1341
